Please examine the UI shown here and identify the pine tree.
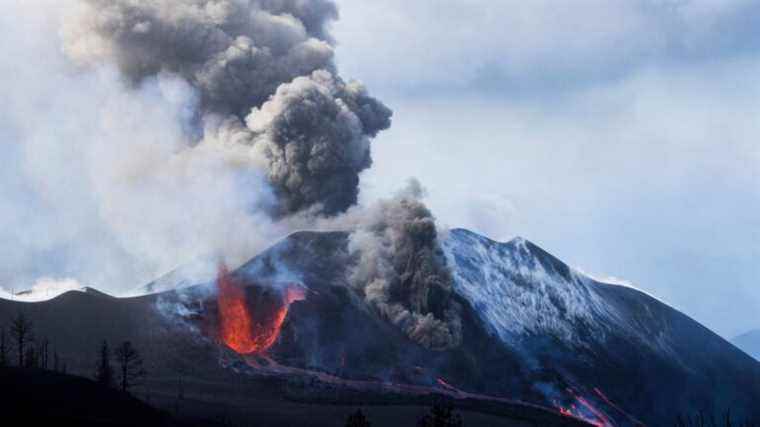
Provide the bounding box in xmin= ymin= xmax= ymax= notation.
xmin=95 ymin=340 xmax=114 ymax=388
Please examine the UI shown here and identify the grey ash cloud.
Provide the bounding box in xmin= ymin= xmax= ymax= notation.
xmin=63 ymin=0 xmax=391 ymax=216
xmin=347 ymin=180 xmax=462 ymax=350
xmin=245 ymin=70 xmax=391 ymax=216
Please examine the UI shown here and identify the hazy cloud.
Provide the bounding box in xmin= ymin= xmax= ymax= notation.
xmin=334 ymin=0 xmax=760 ymax=96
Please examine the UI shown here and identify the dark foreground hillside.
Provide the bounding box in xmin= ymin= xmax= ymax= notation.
xmin=0 ymin=367 xmax=173 ymax=426
xmin=0 ymin=362 xmax=573 ymax=427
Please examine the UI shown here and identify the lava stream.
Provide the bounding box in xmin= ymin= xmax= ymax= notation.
xmin=216 ymin=264 xmax=305 ymax=354
xmin=436 ymin=377 xmax=460 ymax=393
xmin=554 ymin=387 xmax=615 ymax=427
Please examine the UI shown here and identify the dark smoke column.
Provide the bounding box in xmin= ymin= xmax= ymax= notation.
xmin=348 ymin=181 xmax=463 ymax=351
xmin=247 ymin=70 xmax=391 ymax=215
xmin=63 ymin=0 xmax=391 ymax=216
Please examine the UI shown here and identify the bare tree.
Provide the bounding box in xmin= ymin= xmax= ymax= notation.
xmin=9 ymin=313 xmax=34 ymax=367
xmin=95 ymin=340 xmax=114 ymax=388
xmin=345 ymin=409 xmax=372 ymax=427
xmin=417 ymin=402 xmax=463 ymax=427
xmin=24 ymin=345 xmax=38 ymax=368
xmin=114 ymin=341 xmax=146 ymax=393
xmin=39 ymin=338 xmax=49 ymax=369
xmin=0 ymin=327 xmax=7 ymax=367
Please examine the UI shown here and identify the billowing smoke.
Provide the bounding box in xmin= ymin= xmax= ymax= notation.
xmin=243 ymin=70 xmax=391 ymax=215
xmin=347 ymin=180 xmax=462 ymax=351
xmin=62 ymin=0 xmax=391 ymax=216
xmin=63 ymin=0 xmax=335 ymax=116
xmin=3 ymin=0 xmax=456 ymax=351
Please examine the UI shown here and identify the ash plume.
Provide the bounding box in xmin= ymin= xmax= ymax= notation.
xmin=63 ymin=0 xmax=335 ymax=116
xmin=63 ymin=0 xmax=391 ymax=216
xmin=243 ymin=69 xmax=391 ymax=215
xmin=347 ymin=180 xmax=463 ymax=351
xmin=4 ymin=1 xmax=457 ymax=350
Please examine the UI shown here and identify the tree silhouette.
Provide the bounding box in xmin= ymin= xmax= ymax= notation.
xmin=345 ymin=409 xmax=372 ymax=427
xmin=114 ymin=341 xmax=146 ymax=392
xmin=9 ymin=312 xmax=34 ymax=367
xmin=417 ymin=402 xmax=463 ymax=427
xmin=39 ymin=338 xmax=49 ymax=369
xmin=675 ymin=409 xmax=757 ymax=427
xmin=24 ymin=345 xmax=38 ymax=368
xmin=0 ymin=327 xmax=7 ymax=367
xmin=95 ymin=340 xmax=115 ymax=388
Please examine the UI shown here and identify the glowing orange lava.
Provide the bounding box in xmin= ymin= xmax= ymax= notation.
xmin=216 ymin=264 xmax=305 ymax=354
xmin=553 ymin=387 xmax=614 ymax=427
xmin=436 ymin=377 xmax=457 ymax=391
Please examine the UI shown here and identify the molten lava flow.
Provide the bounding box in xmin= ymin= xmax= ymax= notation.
xmin=594 ymin=388 xmax=644 ymax=426
xmin=216 ymin=264 xmax=305 ymax=354
xmin=556 ymin=403 xmax=575 ymax=417
xmin=553 ymin=388 xmax=615 ymax=427
xmin=217 ymin=264 xmax=253 ymax=354
xmin=436 ymin=377 xmax=455 ymax=390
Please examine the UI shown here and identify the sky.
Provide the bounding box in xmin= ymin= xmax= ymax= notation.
xmin=333 ymin=0 xmax=760 ymax=339
xmin=0 ymin=1 xmax=757 ymax=340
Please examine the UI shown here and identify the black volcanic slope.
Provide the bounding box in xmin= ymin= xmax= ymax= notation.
xmin=0 ymin=229 xmax=757 ymax=426
xmin=0 ymin=271 xmax=584 ymax=425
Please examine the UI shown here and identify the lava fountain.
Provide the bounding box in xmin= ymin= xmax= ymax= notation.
xmin=216 ymin=263 xmax=305 ymax=354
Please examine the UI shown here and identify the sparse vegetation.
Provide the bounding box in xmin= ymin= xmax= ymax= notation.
xmin=676 ymin=410 xmax=757 ymax=427
xmin=39 ymin=338 xmax=49 ymax=369
xmin=0 ymin=326 xmax=6 ymax=367
xmin=9 ymin=312 xmax=34 ymax=367
xmin=114 ymin=341 xmax=146 ymax=393
xmin=95 ymin=340 xmax=115 ymax=388
xmin=23 ymin=345 xmax=38 ymax=368
xmin=345 ymin=409 xmax=371 ymax=427
xmin=417 ymin=402 xmax=463 ymax=427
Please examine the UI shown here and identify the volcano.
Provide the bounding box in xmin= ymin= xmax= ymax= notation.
xmin=1 ymin=229 xmax=759 ymax=426
xmin=147 ymin=229 xmax=760 ymax=425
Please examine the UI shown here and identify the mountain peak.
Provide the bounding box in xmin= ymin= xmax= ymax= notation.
xmin=442 ymin=228 xmax=616 ymax=345
xmin=449 ymin=228 xmax=540 ymax=249
xmin=732 ymin=329 xmax=760 ymax=361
